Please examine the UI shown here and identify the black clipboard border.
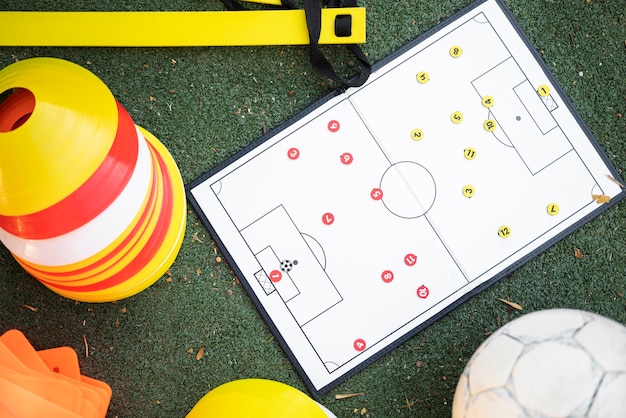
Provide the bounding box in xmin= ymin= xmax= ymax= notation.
xmin=187 ymin=0 xmax=626 ymax=398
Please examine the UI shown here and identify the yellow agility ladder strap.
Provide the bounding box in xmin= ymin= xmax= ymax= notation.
xmin=243 ymin=0 xmax=284 ymax=4
xmin=0 ymin=8 xmax=365 ymax=47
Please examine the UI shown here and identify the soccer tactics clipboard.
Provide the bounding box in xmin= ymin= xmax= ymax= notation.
xmin=188 ymin=0 xmax=625 ymax=397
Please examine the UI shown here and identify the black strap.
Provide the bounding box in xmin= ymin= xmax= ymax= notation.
xmin=303 ymin=0 xmax=370 ymax=88
xmin=220 ymin=0 xmax=371 ymax=88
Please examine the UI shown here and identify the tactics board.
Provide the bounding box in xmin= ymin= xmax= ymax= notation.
xmin=188 ymin=0 xmax=625 ymax=397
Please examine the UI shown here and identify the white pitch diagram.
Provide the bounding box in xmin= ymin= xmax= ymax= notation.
xmin=189 ymin=0 xmax=625 ymax=397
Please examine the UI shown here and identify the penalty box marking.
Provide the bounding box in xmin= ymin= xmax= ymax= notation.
xmin=472 ymin=57 xmax=572 ymax=174
xmin=242 ymin=205 xmax=342 ymax=327
xmin=255 ymin=246 xmax=299 ymax=301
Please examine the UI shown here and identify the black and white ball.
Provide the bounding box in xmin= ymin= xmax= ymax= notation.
xmin=280 ymin=259 xmax=297 ymax=273
xmin=453 ymin=309 xmax=626 ymax=417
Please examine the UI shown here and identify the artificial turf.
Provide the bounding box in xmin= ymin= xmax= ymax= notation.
xmin=0 ymin=1 xmax=625 ymax=417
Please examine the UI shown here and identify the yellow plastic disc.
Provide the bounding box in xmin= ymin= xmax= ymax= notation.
xmin=186 ymin=379 xmax=330 ymax=418
xmin=1 ymin=124 xmax=152 ymax=268
xmin=0 ymin=57 xmax=117 ymax=216
xmin=37 ymin=127 xmax=187 ymax=302
xmin=18 ymin=157 xmax=160 ymax=283
xmin=88 ymin=128 xmax=187 ymax=302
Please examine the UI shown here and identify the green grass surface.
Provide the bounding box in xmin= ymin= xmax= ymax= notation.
xmin=1 ymin=1 xmax=625 ymax=417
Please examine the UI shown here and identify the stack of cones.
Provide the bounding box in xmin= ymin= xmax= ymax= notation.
xmin=0 ymin=58 xmax=186 ymax=302
xmin=0 ymin=329 xmax=111 ymax=417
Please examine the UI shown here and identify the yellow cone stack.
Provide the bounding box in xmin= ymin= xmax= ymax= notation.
xmin=0 ymin=57 xmax=186 ymax=302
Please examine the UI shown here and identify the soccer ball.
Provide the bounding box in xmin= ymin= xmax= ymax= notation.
xmin=452 ymin=309 xmax=626 ymax=417
xmin=280 ymin=259 xmax=297 ymax=273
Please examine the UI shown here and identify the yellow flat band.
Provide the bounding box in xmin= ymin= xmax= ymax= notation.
xmin=0 ymin=9 xmax=366 ymax=47
xmin=243 ymin=0 xmax=284 ymax=5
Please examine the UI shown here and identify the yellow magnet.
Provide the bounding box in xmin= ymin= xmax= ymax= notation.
xmin=416 ymin=71 xmax=429 ymax=84
xmin=481 ymin=95 xmax=494 ymax=108
xmin=484 ymin=119 xmax=497 ymax=132
xmin=537 ymin=84 xmax=551 ymax=97
xmin=464 ymin=147 xmax=477 ymax=160
xmin=411 ymin=128 xmax=424 ymax=141
xmin=498 ymin=225 xmax=511 ymax=238
xmin=547 ymin=203 xmax=560 ymax=216
xmin=449 ymin=45 xmax=463 ymax=58
xmin=462 ymin=185 xmax=475 ymax=198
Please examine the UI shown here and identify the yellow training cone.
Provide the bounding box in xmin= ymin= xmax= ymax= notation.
xmin=0 ymin=58 xmax=118 ymax=216
xmin=186 ymin=379 xmax=336 ymax=418
xmin=0 ymin=58 xmax=186 ymax=302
